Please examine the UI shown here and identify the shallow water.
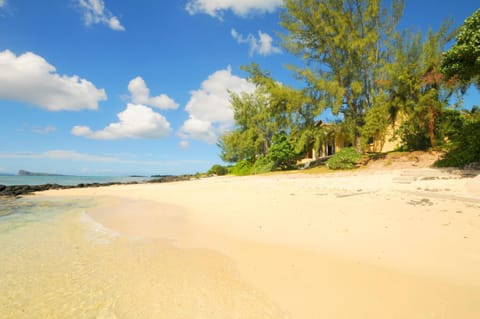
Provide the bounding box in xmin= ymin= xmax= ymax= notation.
xmin=0 ymin=175 xmax=151 ymax=186
xmin=0 ymin=197 xmax=287 ymax=319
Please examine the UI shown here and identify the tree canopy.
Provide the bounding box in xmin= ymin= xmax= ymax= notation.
xmin=441 ymin=9 xmax=480 ymax=89
xmin=218 ymin=3 xmax=480 ymax=173
xmin=280 ymin=0 xmax=405 ymax=151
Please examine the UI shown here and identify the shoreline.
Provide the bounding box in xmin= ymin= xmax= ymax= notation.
xmin=0 ymin=174 xmax=197 ymax=197
xmin=35 ymin=167 xmax=480 ymax=318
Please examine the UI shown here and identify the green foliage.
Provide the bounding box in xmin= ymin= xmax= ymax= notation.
xmin=207 ymin=164 xmax=228 ymax=176
xmin=219 ymin=90 xmax=272 ymax=163
xmin=280 ymin=0 xmax=405 ymax=151
xmin=228 ymin=157 xmax=275 ymax=176
xmin=266 ymin=133 xmax=297 ymax=170
xmin=441 ymin=9 xmax=480 ymax=88
xmin=326 ymin=148 xmax=361 ymax=170
xmin=436 ymin=109 xmax=480 ymax=167
xmin=228 ymin=160 xmax=253 ymax=176
xmin=217 ymin=1 xmax=472 ymax=169
xmin=388 ymin=22 xmax=455 ymax=150
xmin=395 ymin=121 xmax=431 ymax=151
xmin=252 ymin=156 xmax=275 ymax=174
xmin=360 ymin=93 xmax=390 ymax=148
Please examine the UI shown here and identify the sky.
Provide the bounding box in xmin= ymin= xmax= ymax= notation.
xmin=0 ymin=0 xmax=478 ymax=176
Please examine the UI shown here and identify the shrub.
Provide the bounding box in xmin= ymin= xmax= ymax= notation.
xmin=267 ymin=133 xmax=297 ymax=170
xmin=229 ymin=160 xmax=253 ymax=176
xmin=208 ymin=164 xmax=229 ymax=176
xmin=435 ymin=120 xmax=480 ymax=167
xmin=252 ymin=156 xmax=275 ymax=174
xmin=326 ymin=147 xmax=361 ymax=170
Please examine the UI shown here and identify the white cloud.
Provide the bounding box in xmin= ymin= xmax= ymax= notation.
xmin=186 ymin=0 xmax=282 ymax=18
xmin=30 ymin=125 xmax=57 ymax=134
xmin=231 ymin=29 xmax=281 ymax=56
xmin=179 ymin=66 xmax=255 ymax=144
xmin=0 ymin=150 xmax=119 ymax=162
xmin=179 ymin=140 xmax=190 ymax=149
xmin=180 ymin=118 xmax=217 ymax=144
xmin=72 ymin=103 xmax=171 ymax=140
xmin=0 ymin=151 xmax=207 ymax=166
xmin=78 ymin=0 xmax=125 ymax=31
xmin=0 ymin=50 xmax=107 ymax=111
xmin=0 ymin=0 xmax=6 ymax=8
xmin=128 ymin=76 xmax=178 ymax=110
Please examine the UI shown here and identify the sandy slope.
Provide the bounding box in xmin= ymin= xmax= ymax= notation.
xmin=38 ymin=168 xmax=480 ymax=318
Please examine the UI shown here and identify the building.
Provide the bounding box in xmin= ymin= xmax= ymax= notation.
xmin=300 ymin=120 xmax=401 ymax=163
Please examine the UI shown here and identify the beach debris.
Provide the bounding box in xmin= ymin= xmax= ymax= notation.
xmin=407 ymin=198 xmax=434 ymax=206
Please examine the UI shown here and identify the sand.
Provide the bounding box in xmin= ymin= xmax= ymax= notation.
xmin=38 ymin=167 xmax=480 ymax=318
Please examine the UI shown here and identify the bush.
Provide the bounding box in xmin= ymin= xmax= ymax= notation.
xmin=252 ymin=156 xmax=275 ymax=174
xmin=208 ymin=164 xmax=229 ymax=176
xmin=267 ymin=133 xmax=297 ymax=170
xmin=228 ymin=160 xmax=253 ymax=176
xmin=435 ymin=120 xmax=480 ymax=167
xmin=326 ymin=147 xmax=361 ymax=170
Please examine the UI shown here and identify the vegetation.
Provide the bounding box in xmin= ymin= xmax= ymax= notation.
xmin=441 ymin=9 xmax=480 ymax=89
xmin=326 ymin=148 xmax=362 ymax=170
xmin=435 ymin=107 xmax=480 ymax=167
xmin=207 ymin=164 xmax=228 ymax=176
xmin=280 ymin=0 xmax=404 ymax=152
xmin=436 ymin=9 xmax=480 ymax=167
xmin=218 ymin=2 xmax=480 ymax=173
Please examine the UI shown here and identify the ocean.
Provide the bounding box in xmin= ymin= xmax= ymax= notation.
xmin=0 ymin=175 xmax=151 ymax=186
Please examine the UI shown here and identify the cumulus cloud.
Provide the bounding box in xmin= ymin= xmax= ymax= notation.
xmin=72 ymin=103 xmax=171 ymax=140
xmin=0 ymin=50 xmax=107 ymax=111
xmin=180 ymin=118 xmax=217 ymax=144
xmin=128 ymin=76 xmax=179 ymax=110
xmin=231 ymin=29 xmax=281 ymax=56
xmin=78 ymin=0 xmax=125 ymax=31
xmin=179 ymin=66 xmax=255 ymax=144
xmin=186 ymin=0 xmax=282 ymax=18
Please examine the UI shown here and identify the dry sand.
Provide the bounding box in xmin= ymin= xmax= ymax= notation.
xmin=38 ymin=167 xmax=480 ymax=318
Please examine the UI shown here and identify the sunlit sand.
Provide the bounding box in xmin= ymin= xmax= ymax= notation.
xmin=33 ymin=168 xmax=480 ymax=318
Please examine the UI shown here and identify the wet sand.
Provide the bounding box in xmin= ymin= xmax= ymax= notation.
xmin=38 ymin=169 xmax=480 ymax=318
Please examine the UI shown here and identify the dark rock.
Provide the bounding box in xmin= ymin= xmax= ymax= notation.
xmin=0 ymin=174 xmax=195 ymax=197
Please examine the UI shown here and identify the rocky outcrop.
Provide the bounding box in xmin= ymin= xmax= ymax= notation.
xmin=147 ymin=175 xmax=196 ymax=183
xmin=0 ymin=175 xmax=198 ymax=197
xmin=0 ymin=184 xmax=68 ymax=197
xmin=0 ymin=181 xmax=138 ymax=197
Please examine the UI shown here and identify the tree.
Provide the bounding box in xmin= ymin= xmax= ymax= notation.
xmin=441 ymin=9 xmax=480 ymax=89
xmin=435 ymin=107 xmax=480 ymax=167
xmin=376 ymin=23 xmax=454 ymax=150
xmin=219 ymin=64 xmax=303 ymax=166
xmin=280 ymin=0 xmax=404 ymax=152
xmin=416 ymin=25 xmax=455 ymax=148
xmin=219 ymin=90 xmax=272 ymax=163
xmin=267 ymin=132 xmax=297 ymax=170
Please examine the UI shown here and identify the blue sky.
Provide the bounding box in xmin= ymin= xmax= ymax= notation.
xmin=0 ymin=0 xmax=478 ymax=176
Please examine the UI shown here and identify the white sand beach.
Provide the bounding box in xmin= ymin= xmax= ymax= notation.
xmin=37 ymin=167 xmax=480 ymax=318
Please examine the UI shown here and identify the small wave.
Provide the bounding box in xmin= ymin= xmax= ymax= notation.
xmin=80 ymin=211 xmax=119 ymax=244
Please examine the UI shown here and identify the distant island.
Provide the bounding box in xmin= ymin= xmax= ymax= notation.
xmin=18 ymin=170 xmax=64 ymax=176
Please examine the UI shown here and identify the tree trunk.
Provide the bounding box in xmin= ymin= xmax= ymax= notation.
xmin=355 ymin=130 xmax=363 ymax=153
xmin=428 ymin=105 xmax=436 ymax=148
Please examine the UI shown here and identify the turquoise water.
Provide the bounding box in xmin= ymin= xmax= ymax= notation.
xmin=0 ymin=196 xmax=286 ymax=318
xmin=0 ymin=175 xmax=151 ymax=186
